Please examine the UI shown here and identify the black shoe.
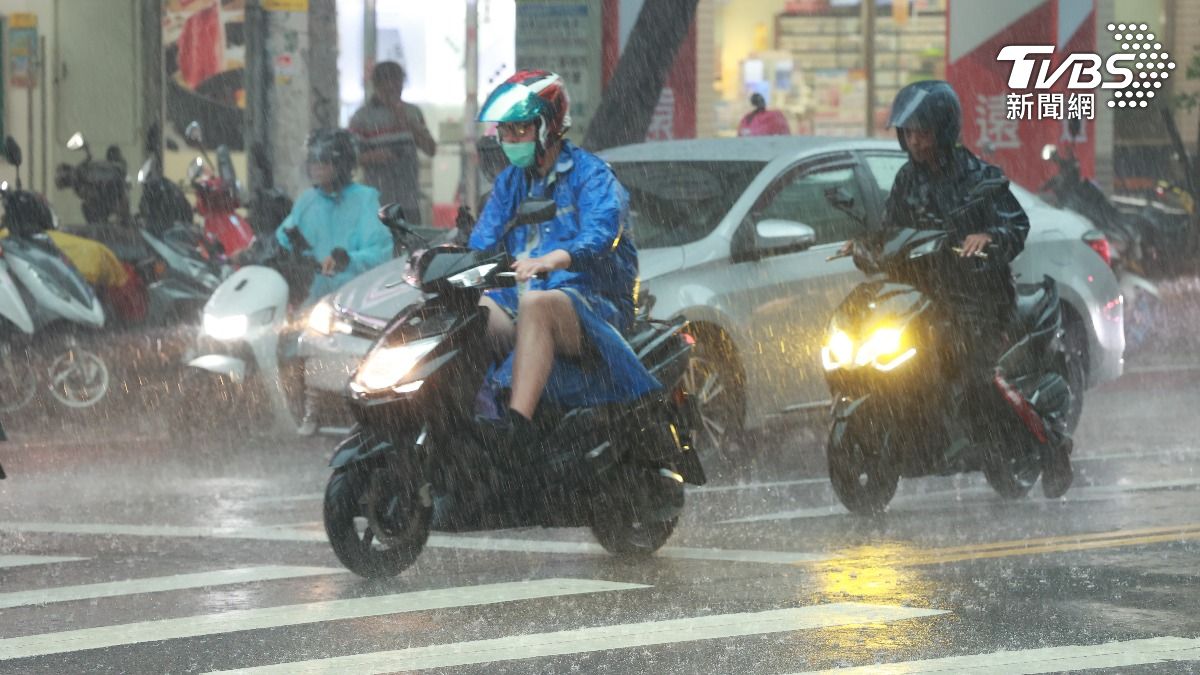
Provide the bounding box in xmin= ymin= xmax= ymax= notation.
xmin=476 ymin=409 xmax=541 ymax=469
xmin=1042 ymin=436 xmax=1074 ymax=499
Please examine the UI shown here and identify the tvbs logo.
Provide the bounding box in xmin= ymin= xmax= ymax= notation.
xmin=998 ymin=23 xmax=1174 ymax=95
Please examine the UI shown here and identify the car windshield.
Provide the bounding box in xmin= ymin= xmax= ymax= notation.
xmin=610 ymin=160 xmax=767 ymax=248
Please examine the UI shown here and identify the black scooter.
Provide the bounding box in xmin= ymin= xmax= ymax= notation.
xmin=323 ymin=200 xmax=705 ymax=578
xmin=822 ymin=179 xmax=1080 ymax=514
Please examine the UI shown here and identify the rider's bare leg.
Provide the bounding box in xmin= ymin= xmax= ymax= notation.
xmin=480 ymin=295 xmax=516 ymax=359
xmin=509 ymin=290 xmax=582 ymax=419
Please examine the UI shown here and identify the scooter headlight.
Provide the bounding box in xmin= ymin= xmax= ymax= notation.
xmin=203 ymin=313 xmax=248 ymax=341
xmin=352 ymin=336 xmax=441 ymax=392
xmin=821 ymin=325 xmax=916 ymax=372
xmin=821 ymin=329 xmax=855 ymax=371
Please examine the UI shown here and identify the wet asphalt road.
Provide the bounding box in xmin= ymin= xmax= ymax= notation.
xmin=1 ymin=350 xmax=1200 ymax=672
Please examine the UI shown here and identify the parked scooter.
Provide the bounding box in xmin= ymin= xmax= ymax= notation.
xmin=322 ymin=200 xmax=705 ymax=578
xmin=55 ymin=127 xmax=224 ymax=326
xmin=821 ymin=179 xmax=1079 ymax=514
xmin=0 ymin=137 xmax=109 ymax=412
xmin=1039 ymin=122 xmax=1161 ymax=351
xmin=182 ymin=122 xmax=257 ymax=258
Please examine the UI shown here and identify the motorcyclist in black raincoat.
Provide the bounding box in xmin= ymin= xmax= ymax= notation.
xmin=854 ymin=79 xmax=1072 ymax=496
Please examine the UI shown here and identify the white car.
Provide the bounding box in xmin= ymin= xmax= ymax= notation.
xmin=302 ymin=137 xmax=1124 ymax=456
xmin=601 ymin=137 xmax=1124 ymax=451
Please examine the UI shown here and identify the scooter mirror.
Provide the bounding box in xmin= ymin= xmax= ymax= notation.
xmin=378 ymin=202 xmax=411 ymax=230
xmin=67 ymin=132 xmax=86 ymax=151
xmin=137 ymin=158 xmax=154 ymax=184
xmin=514 ymin=199 xmax=557 ymax=226
xmin=185 ymin=121 xmax=204 ymax=146
xmin=1041 ymin=144 xmax=1057 ymax=161
xmin=4 ymin=136 xmax=22 ymax=167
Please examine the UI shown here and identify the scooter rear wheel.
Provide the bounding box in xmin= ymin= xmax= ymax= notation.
xmin=982 ymin=440 xmax=1041 ymax=499
xmin=591 ymin=515 xmax=677 ymax=558
xmin=324 ymin=467 xmax=431 ymax=579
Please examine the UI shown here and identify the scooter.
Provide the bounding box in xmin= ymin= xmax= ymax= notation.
xmin=0 ymin=137 xmax=109 ymax=412
xmin=182 ymin=121 xmax=256 ymax=258
xmin=179 ymin=227 xmax=321 ymax=437
xmin=322 ymin=200 xmax=705 ymax=579
xmin=821 ymin=179 xmax=1078 ymax=514
xmin=55 ymin=128 xmax=225 ymax=326
xmin=1039 ymin=123 xmax=1162 ymax=351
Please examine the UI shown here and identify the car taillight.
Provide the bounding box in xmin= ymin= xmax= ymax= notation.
xmin=1083 ymin=230 xmax=1111 ymax=266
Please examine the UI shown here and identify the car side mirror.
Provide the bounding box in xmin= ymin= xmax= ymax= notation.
xmin=754 ymin=219 xmax=817 ymax=257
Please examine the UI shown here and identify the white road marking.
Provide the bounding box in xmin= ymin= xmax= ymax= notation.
xmin=1124 ymin=363 xmax=1200 ymax=374
xmin=691 ymin=478 xmax=829 ymax=493
xmin=792 ymin=636 xmax=1200 ymax=674
xmin=242 ymin=493 xmax=324 ymax=505
xmin=720 ymin=476 xmax=1200 ymax=524
xmin=207 ymin=603 xmax=947 ymax=674
xmin=0 ymin=522 xmax=826 ymax=565
xmin=0 ymin=566 xmax=345 ymax=610
xmin=0 ymin=555 xmax=87 ymax=569
xmin=0 ymin=578 xmax=645 ymax=661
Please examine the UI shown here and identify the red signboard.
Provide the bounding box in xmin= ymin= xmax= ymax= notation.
xmin=947 ymin=0 xmax=1096 ymax=193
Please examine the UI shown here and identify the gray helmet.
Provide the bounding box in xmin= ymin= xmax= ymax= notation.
xmin=306 ymin=128 xmax=358 ymax=189
xmin=887 ymin=80 xmax=962 ymax=152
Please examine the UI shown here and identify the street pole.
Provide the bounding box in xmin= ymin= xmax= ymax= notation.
xmin=244 ymin=0 xmax=271 ymax=224
xmin=364 ymin=0 xmax=377 ymax=93
xmin=464 ymin=0 xmax=480 ymax=213
xmin=862 ymin=0 xmax=876 ymax=137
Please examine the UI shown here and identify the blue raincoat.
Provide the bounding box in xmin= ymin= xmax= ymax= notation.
xmin=275 ymin=182 xmax=393 ymax=304
xmin=469 ymin=140 xmax=661 ymax=407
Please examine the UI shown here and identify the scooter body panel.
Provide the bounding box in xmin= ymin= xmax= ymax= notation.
xmin=0 ymin=260 xmax=34 ymax=334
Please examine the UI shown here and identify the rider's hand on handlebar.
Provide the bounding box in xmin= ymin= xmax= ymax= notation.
xmin=321 ymin=256 xmax=339 ymax=276
xmin=512 ymin=250 xmax=572 ymax=282
xmin=959 ymin=232 xmax=993 ymax=258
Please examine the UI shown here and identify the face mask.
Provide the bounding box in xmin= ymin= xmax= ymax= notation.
xmin=501 ymin=141 xmax=538 ymax=169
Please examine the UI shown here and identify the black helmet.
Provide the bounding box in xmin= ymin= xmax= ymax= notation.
xmin=887 ymin=80 xmax=962 ymax=152
xmin=305 ymin=128 xmax=358 ymax=189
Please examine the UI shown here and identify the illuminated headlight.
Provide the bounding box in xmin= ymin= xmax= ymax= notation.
xmin=821 ymin=329 xmax=855 ymax=371
xmin=821 ymin=326 xmax=917 ymax=372
xmin=447 ymin=263 xmax=498 ymax=288
xmin=307 ymin=299 xmax=335 ymax=336
xmin=353 ymin=337 xmax=441 ymax=392
xmin=203 ymin=313 xmax=248 ymax=341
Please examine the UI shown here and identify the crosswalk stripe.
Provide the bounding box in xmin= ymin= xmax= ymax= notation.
xmin=206 ymin=602 xmax=946 ymax=674
xmin=0 ymin=566 xmax=346 ymax=610
xmin=0 ymin=555 xmax=87 ymax=569
xmin=0 ymin=522 xmax=826 ymax=565
xmin=0 ymin=578 xmax=645 ymax=661
xmin=791 ymin=636 xmax=1200 ymax=674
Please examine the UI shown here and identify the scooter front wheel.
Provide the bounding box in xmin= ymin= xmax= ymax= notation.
xmin=827 ymin=418 xmax=899 ymax=515
xmin=591 ymin=515 xmax=677 ymax=558
xmin=324 ymin=467 xmax=431 ymax=579
xmin=46 ymin=346 xmax=110 ymax=409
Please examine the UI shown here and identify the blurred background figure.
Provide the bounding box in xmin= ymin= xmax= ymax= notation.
xmin=738 ymin=93 xmax=790 ymax=137
xmin=349 ymin=61 xmax=437 ymax=225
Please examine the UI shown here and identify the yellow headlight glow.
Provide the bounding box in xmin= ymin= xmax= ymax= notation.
xmin=822 ymin=325 xmax=916 ymax=372
xmin=353 ymin=337 xmax=440 ymax=392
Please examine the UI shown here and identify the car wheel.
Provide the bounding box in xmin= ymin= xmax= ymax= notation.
xmin=680 ymin=334 xmax=744 ymax=464
xmin=1061 ymin=313 xmax=1088 ymax=433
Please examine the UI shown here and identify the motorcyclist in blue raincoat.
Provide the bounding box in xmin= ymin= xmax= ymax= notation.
xmin=277 ymin=128 xmax=393 ymax=435
xmin=469 ymin=70 xmax=661 ymax=453
xmin=275 ymin=128 xmax=393 ymax=306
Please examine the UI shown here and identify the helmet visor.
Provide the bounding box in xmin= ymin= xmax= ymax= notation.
xmin=887 ymin=88 xmax=931 ymax=130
